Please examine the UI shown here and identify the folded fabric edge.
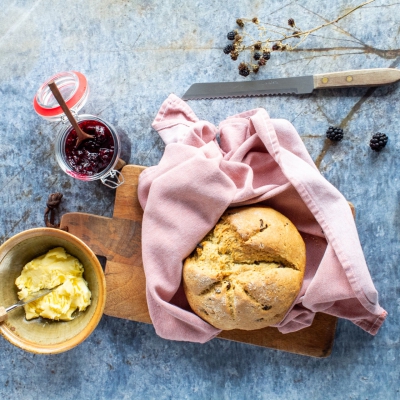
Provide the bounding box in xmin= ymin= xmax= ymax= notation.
xmin=153 ymin=324 xmax=222 ymax=344
xmin=353 ymin=310 xmax=388 ymax=336
xmin=152 ymin=93 xmax=199 ymax=129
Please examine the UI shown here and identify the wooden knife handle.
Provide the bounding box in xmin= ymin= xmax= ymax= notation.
xmin=0 ymin=306 xmax=7 ymax=322
xmin=314 ymin=68 xmax=400 ymax=89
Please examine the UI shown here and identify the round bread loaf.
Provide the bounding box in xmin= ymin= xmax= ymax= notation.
xmin=183 ymin=206 xmax=306 ymax=331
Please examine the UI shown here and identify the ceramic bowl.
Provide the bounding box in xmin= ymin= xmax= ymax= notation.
xmin=0 ymin=228 xmax=106 ymax=354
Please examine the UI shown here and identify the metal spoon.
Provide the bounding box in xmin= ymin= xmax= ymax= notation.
xmin=48 ymin=81 xmax=94 ymax=148
xmin=0 ymin=286 xmax=60 ymax=322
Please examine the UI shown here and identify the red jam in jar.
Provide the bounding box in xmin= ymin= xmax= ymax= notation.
xmin=64 ymin=120 xmax=115 ymax=176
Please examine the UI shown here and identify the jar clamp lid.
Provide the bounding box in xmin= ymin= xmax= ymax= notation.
xmin=33 ymin=71 xmax=89 ymax=121
xmin=33 ymin=71 xmax=124 ymax=189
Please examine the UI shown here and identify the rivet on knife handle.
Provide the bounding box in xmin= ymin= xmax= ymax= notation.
xmin=314 ymin=68 xmax=400 ymax=89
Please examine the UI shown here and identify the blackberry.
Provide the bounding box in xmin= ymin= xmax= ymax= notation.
xmin=369 ymin=132 xmax=388 ymax=151
xmin=223 ymin=44 xmax=234 ymax=54
xmin=326 ymin=126 xmax=344 ymax=141
xmin=272 ymin=43 xmax=280 ymax=51
xmin=262 ymin=52 xmax=271 ymax=60
xmin=227 ymin=31 xmax=236 ymax=40
xmin=253 ymin=52 xmax=261 ymax=60
xmin=258 ymin=58 xmax=266 ymax=66
xmin=254 ymin=41 xmax=262 ymax=50
xmin=239 ymin=66 xmax=250 ymax=77
xmin=288 ymin=18 xmax=295 ymax=27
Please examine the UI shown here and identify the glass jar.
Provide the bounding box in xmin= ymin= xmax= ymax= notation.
xmin=33 ymin=71 xmax=124 ymax=189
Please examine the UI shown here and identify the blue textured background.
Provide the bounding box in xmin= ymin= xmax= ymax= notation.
xmin=0 ymin=0 xmax=399 ymax=398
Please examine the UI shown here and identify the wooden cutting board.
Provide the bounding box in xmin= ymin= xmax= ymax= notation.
xmin=60 ymin=165 xmax=338 ymax=358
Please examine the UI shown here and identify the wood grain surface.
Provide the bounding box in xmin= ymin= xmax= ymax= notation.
xmin=314 ymin=67 xmax=400 ymax=89
xmin=60 ymin=165 xmax=338 ymax=358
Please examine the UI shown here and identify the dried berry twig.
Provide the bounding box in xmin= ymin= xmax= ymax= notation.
xmin=223 ymin=0 xmax=375 ymax=76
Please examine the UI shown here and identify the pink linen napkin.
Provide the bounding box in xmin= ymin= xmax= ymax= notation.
xmin=138 ymin=94 xmax=387 ymax=343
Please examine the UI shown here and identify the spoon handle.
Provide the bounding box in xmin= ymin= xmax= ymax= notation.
xmin=0 ymin=306 xmax=7 ymax=322
xmin=48 ymin=81 xmax=85 ymax=135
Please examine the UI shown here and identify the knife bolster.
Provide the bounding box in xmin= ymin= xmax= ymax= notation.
xmin=314 ymin=68 xmax=400 ymax=89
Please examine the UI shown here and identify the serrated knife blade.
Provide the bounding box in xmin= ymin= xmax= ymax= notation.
xmin=182 ymin=75 xmax=314 ymax=100
xmin=181 ymin=68 xmax=400 ymax=100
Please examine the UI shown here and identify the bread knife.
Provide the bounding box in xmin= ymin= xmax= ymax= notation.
xmin=181 ymin=68 xmax=400 ymax=100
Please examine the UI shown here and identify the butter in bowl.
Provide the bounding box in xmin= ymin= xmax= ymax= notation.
xmin=0 ymin=228 xmax=106 ymax=354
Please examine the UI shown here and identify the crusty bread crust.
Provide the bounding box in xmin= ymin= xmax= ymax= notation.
xmin=183 ymin=206 xmax=306 ymax=330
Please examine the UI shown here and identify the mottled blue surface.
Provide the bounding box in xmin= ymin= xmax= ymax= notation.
xmin=1 ymin=0 xmax=399 ymax=399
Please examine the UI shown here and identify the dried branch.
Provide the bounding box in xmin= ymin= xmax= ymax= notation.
xmin=223 ymin=0 xmax=375 ymax=76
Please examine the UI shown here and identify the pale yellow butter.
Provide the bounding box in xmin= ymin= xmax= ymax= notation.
xmin=15 ymin=247 xmax=91 ymax=321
